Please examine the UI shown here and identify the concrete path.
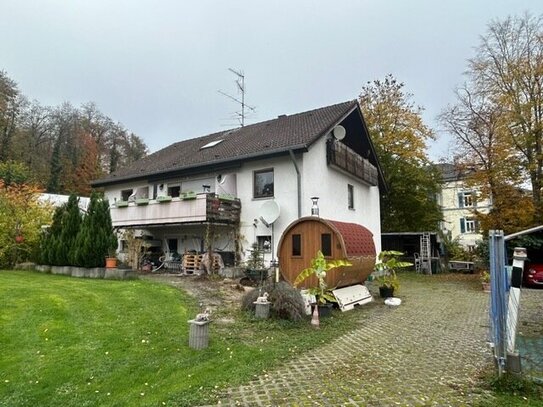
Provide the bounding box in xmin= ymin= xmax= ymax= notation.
xmin=212 ymin=277 xmax=493 ymax=406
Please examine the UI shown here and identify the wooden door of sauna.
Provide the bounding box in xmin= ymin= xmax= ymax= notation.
xmin=279 ymin=220 xmax=343 ymax=288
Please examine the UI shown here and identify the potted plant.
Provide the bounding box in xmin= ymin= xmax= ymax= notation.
xmin=105 ymin=249 xmax=118 ymax=269
xmin=481 ymin=270 xmax=491 ymax=292
xmin=241 ymin=243 xmax=268 ymax=286
xmin=374 ymin=250 xmax=412 ymax=298
xmin=294 ymin=251 xmax=351 ymax=317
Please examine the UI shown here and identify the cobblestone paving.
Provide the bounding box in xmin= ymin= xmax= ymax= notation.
xmin=210 ymin=278 xmax=494 ymax=406
xmin=518 ymin=288 xmax=543 ymax=381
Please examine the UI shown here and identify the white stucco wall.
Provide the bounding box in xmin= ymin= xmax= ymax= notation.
xmin=236 ymin=155 xmax=300 ymax=263
xmin=300 ymin=136 xmax=382 ymax=253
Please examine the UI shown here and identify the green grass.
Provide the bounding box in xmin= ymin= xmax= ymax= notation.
xmin=478 ymin=370 xmax=543 ymax=407
xmin=0 ymin=271 xmax=375 ymax=406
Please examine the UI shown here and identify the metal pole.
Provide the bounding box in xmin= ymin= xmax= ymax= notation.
xmin=489 ymin=230 xmax=507 ymax=377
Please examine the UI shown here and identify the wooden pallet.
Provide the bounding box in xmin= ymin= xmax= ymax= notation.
xmin=183 ymin=254 xmax=202 ymax=274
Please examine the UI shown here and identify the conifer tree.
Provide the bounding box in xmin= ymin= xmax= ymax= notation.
xmin=57 ymin=194 xmax=81 ymax=265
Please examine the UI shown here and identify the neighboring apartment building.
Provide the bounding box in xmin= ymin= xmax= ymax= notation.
xmin=92 ymin=100 xmax=385 ymax=267
xmin=436 ymin=163 xmax=492 ymax=250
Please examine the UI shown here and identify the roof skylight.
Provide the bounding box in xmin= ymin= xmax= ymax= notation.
xmin=200 ymin=139 xmax=224 ymax=150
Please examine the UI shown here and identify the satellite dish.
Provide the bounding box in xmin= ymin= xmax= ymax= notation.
xmin=332 ymin=125 xmax=346 ymax=141
xmin=259 ymin=200 xmax=280 ymax=227
xmin=217 ymin=174 xmax=225 ymax=184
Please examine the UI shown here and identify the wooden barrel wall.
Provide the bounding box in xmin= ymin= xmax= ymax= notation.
xmin=277 ymin=217 xmax=376 ymax=289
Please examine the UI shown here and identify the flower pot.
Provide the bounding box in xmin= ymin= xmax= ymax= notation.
xmin=318 ymin=303 xmax=334 ymax=317
xmin=379 ymin=286 xmax=395 ymax=298
xmin=105 ymin=257 xmax=117 ymax=268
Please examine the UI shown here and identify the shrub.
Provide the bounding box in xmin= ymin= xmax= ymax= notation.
xmin=241 ymin=281 xmax=306 ymax=322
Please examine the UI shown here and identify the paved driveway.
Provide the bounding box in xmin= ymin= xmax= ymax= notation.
xmin=211 ymin=276 xmax=493 ymax=406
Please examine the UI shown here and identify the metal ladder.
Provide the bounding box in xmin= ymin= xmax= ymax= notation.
xmin=420 ymin=232 xmax=431 ymax=274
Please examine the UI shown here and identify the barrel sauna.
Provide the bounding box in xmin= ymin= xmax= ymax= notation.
xmin=277 ymin=217 xmax=376 ymax=289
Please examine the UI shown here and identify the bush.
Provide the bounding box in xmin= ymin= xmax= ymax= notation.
xmin=241 ymin=281 xmax=306 ymax=322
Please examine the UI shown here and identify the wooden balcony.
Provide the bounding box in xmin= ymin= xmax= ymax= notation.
xmin=110 ymin=193 xmax=241 ymax=228
xmin=326 ymin=139 xmax=378 ymax=186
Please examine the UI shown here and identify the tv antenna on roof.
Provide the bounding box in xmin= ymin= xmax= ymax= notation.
xmin=218 ymin=68 xmax=256 ymax=127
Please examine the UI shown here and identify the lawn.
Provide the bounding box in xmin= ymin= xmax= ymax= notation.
xmin=0 ymin=270 xmax=371 ymax=406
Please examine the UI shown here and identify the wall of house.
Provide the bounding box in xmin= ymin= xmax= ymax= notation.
xmin=300 ymin=136 xmax=382 ymax=253
xmin=236 ymin=154 xmax=300 ymax=264
xmin=103 ymin=136 xmax=382 ymax=266
xmin=439 ymin=179 xmax=491 ymax=249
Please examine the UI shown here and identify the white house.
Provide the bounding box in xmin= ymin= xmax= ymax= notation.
xmin=436 ymin=163 xmax=492 ymax=250
xmin=92 ymin=101 xmax=385 ymax=268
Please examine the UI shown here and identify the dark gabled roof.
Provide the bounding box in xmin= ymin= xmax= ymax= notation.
xmin=93 ymin=100 xmax=359 ymax=187
xmin=434 ymin=163 xmax=468 ymax=182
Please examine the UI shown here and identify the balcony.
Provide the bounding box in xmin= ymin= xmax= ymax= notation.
xmin=110 ymin=193 xmax=241 ymax=228
xmin=326 ymin=139 xmax=378 ymax=186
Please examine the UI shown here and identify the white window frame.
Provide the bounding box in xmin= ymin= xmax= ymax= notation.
xmin=462 ymin=192 xmax=474 ymax=208
xmin=465 ymin=218 xmax=476 ymax=233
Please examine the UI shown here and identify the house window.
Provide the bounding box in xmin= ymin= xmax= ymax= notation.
xmin=121 ymin=189 xmax=133 ymax=201
xmin=292 ymin=234 xmax=301 ymax=256
xmin=257 ymin=236 xmax=272 ymax=253
xmin=321 ymin=233 xmax=332 ymax=257
xmin=460 ymin=218 xmax=478 ymax=233
xmin=254 ymin=169 xmax=274 ymax=198
xmin=348 ymin=184 xmax=354 ymax=209
xmin=458 ymin=191 xmax=475 ymax=208
xmin=168 ymin=185 xmax=181 ymax=198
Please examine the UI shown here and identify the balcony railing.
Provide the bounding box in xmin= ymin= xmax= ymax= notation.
xmin=110 ymin=193 xmax=241 ymax=228
xmin=326 ymin=139 xmax=378 ymax=186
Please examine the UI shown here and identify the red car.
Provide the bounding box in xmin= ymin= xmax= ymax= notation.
xmin=524 ymin=263 xmax=543 ymax=287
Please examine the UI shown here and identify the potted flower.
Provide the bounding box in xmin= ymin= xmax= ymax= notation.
xmin=241 ymin=243 xmax=268 ymax=286
xmin=374 ymin=250 xmax=412 ymax=298
xmin=294 ymin=251 xmax=351 ymax=317
xmin=481 ymin=270 xmax=491 ymax=292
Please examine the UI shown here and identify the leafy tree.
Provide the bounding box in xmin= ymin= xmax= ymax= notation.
xmin=441 ymin=13 xmax=543 ymax=231
xmin=467 ymin=13 xmax=543 ymax=222
xmin=0 ymin=70 xmax=148 ymax=194
xmin=0 ymin=180 xmax=52 ymax=267
xmin=0 ymin=70 xmax=21 ymax=161
xmin=359 ymin=74 xmax=442 ymax=232
xmin=0 ymin=160 xmax=34 ymax=185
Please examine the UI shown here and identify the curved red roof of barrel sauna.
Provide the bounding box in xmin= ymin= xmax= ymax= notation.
xmin=277 ymin=217 xmax=376 ymax=289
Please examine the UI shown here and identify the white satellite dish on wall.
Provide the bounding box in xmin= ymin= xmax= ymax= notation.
xmin=332 ymin=125 xmax=346 ymax=141
xmin=259 ymin=200 xmax=280 ymax=227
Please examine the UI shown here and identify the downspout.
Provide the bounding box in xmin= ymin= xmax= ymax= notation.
xmin=288 ymin=150 xmax=301 ymax=218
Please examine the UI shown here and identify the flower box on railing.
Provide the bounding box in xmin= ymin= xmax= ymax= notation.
xmin=116 ymin=200 xmax=129 ymax=208
xmin=135 ymin=198 xmax=150 ymax=206
xmin=156 ymin=195 xmax=172 ymax=203
xmin=182 ymin=191 xmax=197 ymax=200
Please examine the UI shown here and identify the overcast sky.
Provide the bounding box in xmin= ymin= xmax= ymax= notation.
xmin=2 ymin=0 xmax=542 ymax=160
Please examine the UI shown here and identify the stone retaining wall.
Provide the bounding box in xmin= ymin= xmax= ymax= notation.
xmin=31 ymin=264 xmax=133 ymax=280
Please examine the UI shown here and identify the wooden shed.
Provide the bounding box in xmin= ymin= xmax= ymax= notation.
xmin=277 ymin=217 xmax=376 ymax=289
